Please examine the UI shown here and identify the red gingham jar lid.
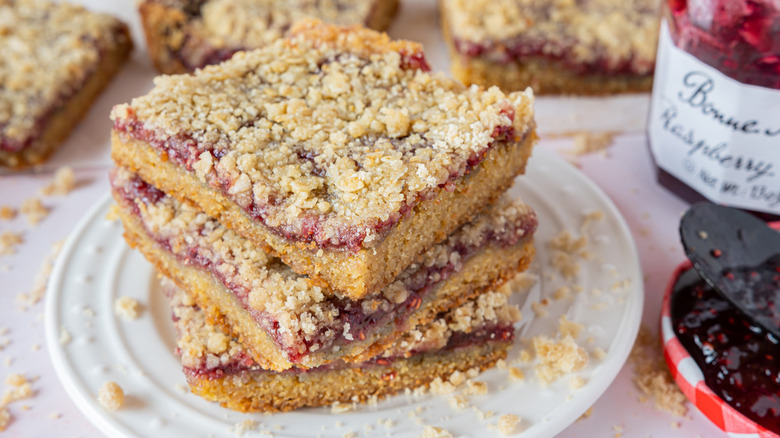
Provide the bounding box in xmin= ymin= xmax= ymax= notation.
xmin=661 ymin=258 xmax=780 ymax=438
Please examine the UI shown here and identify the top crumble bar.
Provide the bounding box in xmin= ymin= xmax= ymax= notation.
xmin=111 ymin=19 xmax=535 ymax=299
xmin=139 ymin=0 xmax=400 ymax=74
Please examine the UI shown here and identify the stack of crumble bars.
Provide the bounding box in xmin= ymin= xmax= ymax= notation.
xmin=109 ymin=19 xmax=539 ymax=412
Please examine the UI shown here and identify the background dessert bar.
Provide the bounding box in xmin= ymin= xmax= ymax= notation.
xmin=139 ymin=0 xmax=400 ymax=73
xmin=0 ymin=0 xmax=132 ymax=168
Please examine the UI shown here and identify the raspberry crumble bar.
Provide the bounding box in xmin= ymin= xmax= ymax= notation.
xmin=139 ymin=0 xmax=400 ymax=74
xmin=440 ymin=0 xmax=659 ymax=95
xmin=164 ymin=275 xmax=519 ymax=412
xmin=111 ymin=167 xmax=537 ymax=370
xmin=0 ymin=0 xmax=133 ymax=168
xmin=111 ymin=20 xmax=536 ymax=300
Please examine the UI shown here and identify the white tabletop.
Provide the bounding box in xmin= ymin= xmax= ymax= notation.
xmin=0 ymin=1 xmax=729 ymax=437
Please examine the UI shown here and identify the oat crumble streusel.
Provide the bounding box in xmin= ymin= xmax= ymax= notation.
xmin=114 ymin=296 xmax=141 ymax=320
xmin=419 ymin=425 xmax=455 ymax=438
xmin=533 ymin=335 xmax=588 ymax=385
xmin=0 ymin=207 xmax=16 ymax=220
xmin=0 ymin=232 xmax=23 ymax=256
xmin=630 ymin=325 xmax=687 ymax=416
xmin=40 ymin=166 xmax=76 ymax=196
xmin=97 ymin=381 xmax=124 ymax=411
xmin=19 ymin=198 xmax=47 ymax=225
xmin=0 ymin=406 xmax=9 ymax=431
xmin=496 ymin=413 xmax=520 ymax=435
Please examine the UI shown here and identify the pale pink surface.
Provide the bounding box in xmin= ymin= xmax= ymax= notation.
xmin=0 ymin=1 xmax=728 ymax=436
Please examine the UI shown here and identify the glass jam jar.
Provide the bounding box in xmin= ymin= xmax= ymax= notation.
xmin=648 ymin=0 xmax=780 ymax=216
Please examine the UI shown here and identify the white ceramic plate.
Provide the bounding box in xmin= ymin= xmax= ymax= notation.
xmin=45 ymin=148 xmax=643 ymax=438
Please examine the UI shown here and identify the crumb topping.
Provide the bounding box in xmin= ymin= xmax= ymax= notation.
xmin=442 ymin=0 xmax=658 ymax=74
xmin=0 ymin=0 xmax=128 ymax=151
xmin=113 ymin=167 xmax=534 ymax=357
xmin=508 ymin=367 xmax=524 ymax=381
xmin=230 ymin=418 xmax=258 ymax=435
xmin=1 ymin=374 xmax=32 ymax=405
xmin=97 ymin=381 xmax=124 ymax=411
xmin=114 ymin=296 xmax=141 ymax=320
xmin=59 ymin=327 xmax=72 ymax=345
xmin=533 ymin=335 xmax=588 ymax=385
xmin=567 ymin=131 xmax=615 ymax=157
xmin=558 ymin=315 xmax=583 ymax=339
xmin=548 ymin=229 xmax=589 ymax=280
xmin=20 ymin=198 xmax=47 ymax=225
xmin=112 ymin=19 xmax=535 ymax=250
xmin=40 ymin=166 xmax=76 ymax=196
xmin=0 ymin=232 xmax=23 ymax=256
xmin=419 ymin=425 xmax=454 ymax=438
xmin=495 ymin=413 xmax=520 ymax=435
xmin=16 ymin=241 xmax=62 ymax=310
xmin=630 ymin=326 xmax=687 ymax=416
xmin=0 ymin=207 xmax=16 ymax=220
xmin=569 ymin=375 xmax=586 ymax=389
xmin=0 ymin=406 xmax=8 ymax=431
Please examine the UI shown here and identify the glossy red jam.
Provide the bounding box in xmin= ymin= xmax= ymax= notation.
xmin=671 ymin=267 xmax=780 ymax=433
xmin=667 ymin=0 xmax=780 ymax=89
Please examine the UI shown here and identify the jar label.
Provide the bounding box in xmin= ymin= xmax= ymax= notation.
xmin=649 ymin=21 xmax=780 ymax=214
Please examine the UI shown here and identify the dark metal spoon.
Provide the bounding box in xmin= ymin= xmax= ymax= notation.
xmin=679 ymin=202 xmax=780 ymax=339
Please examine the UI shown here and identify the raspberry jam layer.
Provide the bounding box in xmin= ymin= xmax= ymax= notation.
xmin=671 ymin=267 xmax=780 ymax=433
xmin=184 ymin=324 xmax=514 ymax=380
xmin=112 ymin=171 xmax=536 ymax=364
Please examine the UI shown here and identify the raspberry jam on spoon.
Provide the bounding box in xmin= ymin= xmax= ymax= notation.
xmin=680 ymin=203 xmax=780 ymax=338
